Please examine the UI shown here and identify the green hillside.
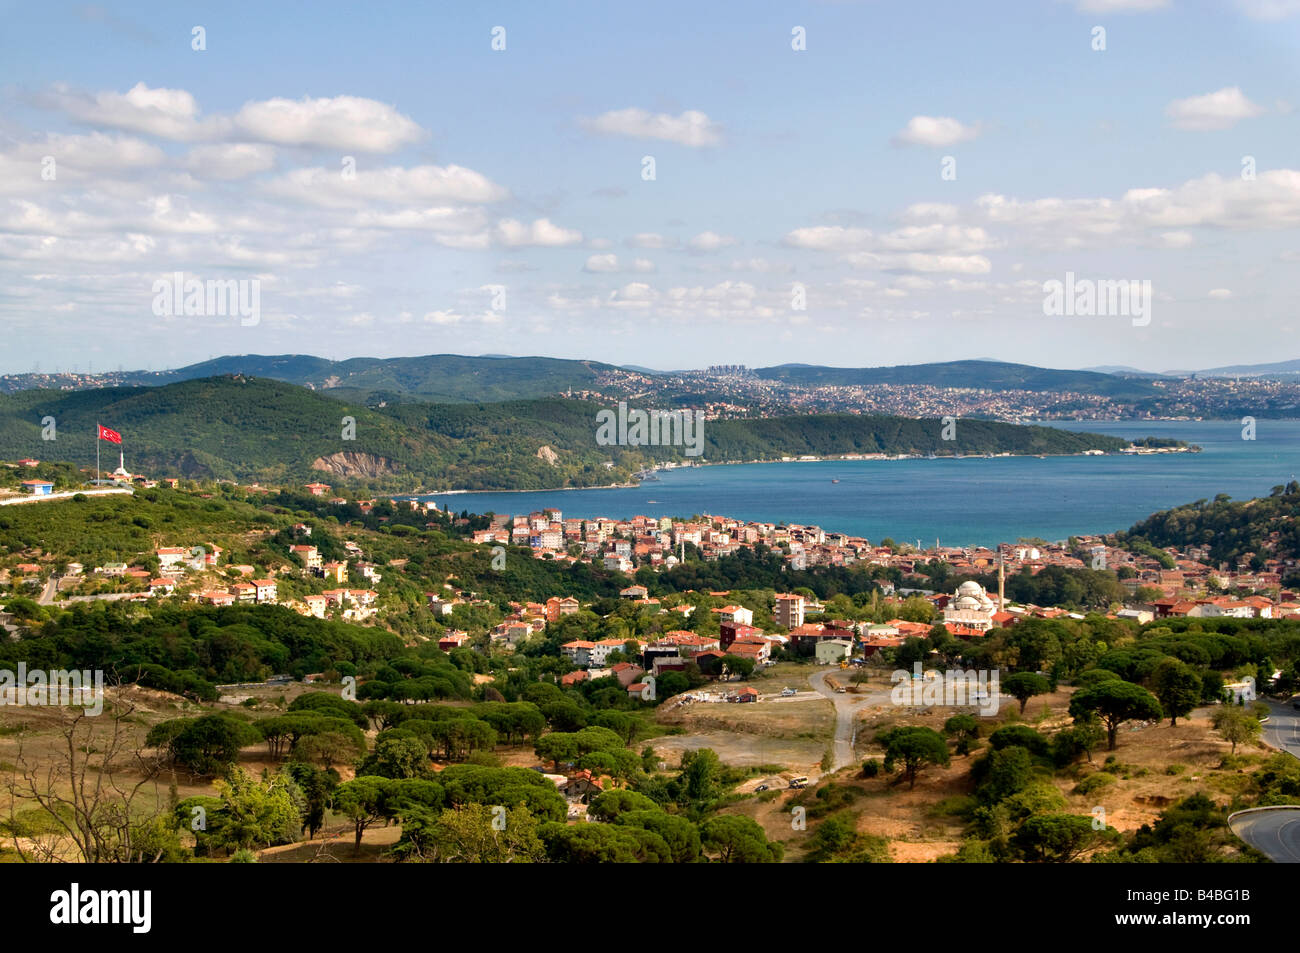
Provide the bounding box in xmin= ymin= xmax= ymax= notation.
xmin=169 ymin=353 xmax=613 ymax=402
xmin=0 ymin=375 xmax=1134 ymax=492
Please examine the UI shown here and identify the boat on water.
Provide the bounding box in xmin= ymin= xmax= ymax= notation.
xmin=647 ymin=500 xmax=659 ymax=503
xmin=831 ymin=478 xmax=840 ymax=484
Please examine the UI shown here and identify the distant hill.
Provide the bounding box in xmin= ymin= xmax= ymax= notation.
xmin=0 ymin=375 xmax=1133 ymax=491
xmin=164 ymin=353 xmax=615 ymax=402
xmin=755 ymin=360 xmax=1162 ymax=399
xmin=1194 ymin=358 xmax=1300 ymax=378
xmin=1080 ymin=365 xmax=1170 ymax=378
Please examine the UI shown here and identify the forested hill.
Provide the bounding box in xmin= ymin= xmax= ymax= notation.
xmin=1116 ymin=482 xmax=1300 ymax=566
xmin=756 ymin=360 xmax=1160 ymax=400
xmin=0 ymin=375 xmax=1131 ymax=491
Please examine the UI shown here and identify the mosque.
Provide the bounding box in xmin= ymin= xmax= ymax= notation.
xmin=942 ymin=579 xmax=1002 ymax=633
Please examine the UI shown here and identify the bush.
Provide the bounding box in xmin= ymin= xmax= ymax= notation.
xmin=861 ymin=759 xmax=880 ymax=778
xmin=1074 ymin=772 xmax=1117 ymax=795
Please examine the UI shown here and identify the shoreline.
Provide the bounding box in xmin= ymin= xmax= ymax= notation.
xmin=400 ymin=444 xmax=1197 ymax=498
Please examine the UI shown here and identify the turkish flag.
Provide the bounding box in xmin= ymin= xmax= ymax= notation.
xmin=97 ymin=424 xmax=122 ymax=444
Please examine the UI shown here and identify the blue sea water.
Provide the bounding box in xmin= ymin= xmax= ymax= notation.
xmin=417 ymin=420 xmax=1300 ymax=548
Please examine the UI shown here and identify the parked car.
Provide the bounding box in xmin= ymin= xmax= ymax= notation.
xmin=755 ymin=784 xmax=769 ymax=792
xmin=781 ymin=688 xmax=797 ymax=697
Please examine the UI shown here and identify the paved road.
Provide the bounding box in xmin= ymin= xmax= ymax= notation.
xmin=1228 ymin=699 xmax=1300 ymax=861
xmin=1229 ymin=807 xmax=1300 ymax=863
xmin=1261 ymin=699 xmax=1300 ymax=758
xmin=36 ymin=575 xmax=60 ymax=605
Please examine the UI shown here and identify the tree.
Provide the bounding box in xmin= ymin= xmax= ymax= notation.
xmin=6 ymin=703 xmax=179 ymax=863
xmin=148 ymin=713 xmax=261 ymax=777
xmin=720 ymin=654 xmax=756 ymax=681
xmin=199 ymin=768 xmax=302 ymax=853
xmin=700 ymin=814 xmax=783 ymax=863
xmin=359 ymin=731 xmax=430 ymax=779
xmin=877 ymin=726 xmax=950 ymax=789
xmin=541 ymin=821 xmax=672 ymax=863
xmin=617 ymin=811 xmax=702 ymax=863
xmin=1013 ymin=812 xmax=1116 ymax=862
xmin=1211 ymin=707 xmax=1261 ymax=755
xmin=587 ymin=789 xmax=659 ymax=822
xmin=1001 ymin=672 xmax=1051 ymax=715
xmin=413 ymin=804 xmax=545 ymax=863
xmin=1068 ymin=680 xmax=1162 ymax=750
xmin=333 ymin=776 xmax=396 ymax=854
xmin=1151 ymin=658 xmax=1202 ymax=727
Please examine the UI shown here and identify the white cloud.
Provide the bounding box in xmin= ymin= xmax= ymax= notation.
xmin=232 ymin=95 xmax=423 ymax=152
xmin=892 ymin=116 xmax=981 ymax=147
xmin=977 ymin=170 xmax=1300 ymax=237
xmin=584 ymin=253 xmax=620 ymax=272
xmin=39 ymin=83 xmax=424 ymax=152
xmin=41 ymin=82 xmax=212 ymax=140
xmin=1208 ymin=288 xmax=1233 ymax=298
xmin=580 ymin=108 xmax=722 ymax=147
xmin=686 ymin=230 xmax=739 ymax=253
xmin=184 ymin=143 xmax=276 ymax=180
xmin=1166 ymin=87 xmax=1265 ymax=131
xmin=494 ymin=218 xmax=583 ymax=247
xmin=265 ymin=164 xmax=507 ymax=207
xmin=631 ymin=258 xmax=656 ymax=273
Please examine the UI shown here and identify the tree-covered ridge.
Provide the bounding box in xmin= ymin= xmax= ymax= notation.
xmin=756 ymin=359 xmax=1161 ymax=400
xmin=0 ymin=375 xmax=1134 ymax=492
xmin=1118 ymin=482 xmax=1300 ymax=566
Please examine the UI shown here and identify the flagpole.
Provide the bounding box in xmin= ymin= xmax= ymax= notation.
xmin=96 ymin=421 xmax=100 ymax=485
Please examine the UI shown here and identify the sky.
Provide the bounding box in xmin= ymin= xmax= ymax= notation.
xmin=0 ymin=0 xmax=1297 ymax=375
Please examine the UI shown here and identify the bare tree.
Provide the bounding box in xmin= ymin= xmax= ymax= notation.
xmin=5 ymin=692 xmax=174 ymax=863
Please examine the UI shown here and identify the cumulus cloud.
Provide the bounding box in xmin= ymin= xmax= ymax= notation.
xmin=579 ymin=108 xmax=722 ymax=147
xmin=584 ymin=253 xmax=620 ymax=272
xmin=184 ymin=143 xmax=276 ymax=180
xmin=977 ymin=170 xmax=1300 ymax=237
xmin=37 ymin=83 xmax=424 ymax=152
xmin=232 ymin=95 xmax=423 ymax=151
xmin=1166 ymin=86 xmax=1265 ymax=131
xmin=494 ymin=218 xmax=583 ymax=247
xmin=892 ymin=116 xmax=981 ymax=147
xmin=265 ymin=164 xmax=507 ymax=207
xmin=686 ymin=231 xmax=739 ymax=253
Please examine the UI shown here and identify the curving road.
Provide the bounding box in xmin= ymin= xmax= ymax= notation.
xmin=1230 ymin=700 xmax=1300 ymax=861
xmin=808 ymin=669 xmax=892 ymax=772
xmin=1261 ymin=699 xmax=1300 ymax=758
xmin=1229 ymin=807 xmax=1300 ymax=863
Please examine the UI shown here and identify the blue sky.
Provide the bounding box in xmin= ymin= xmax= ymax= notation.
xmin=0 ymin=0 xmax=1297 ymax=374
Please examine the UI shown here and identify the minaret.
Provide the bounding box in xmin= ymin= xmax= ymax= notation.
xmin=997 ymin=553 xmax=1005 ymax=612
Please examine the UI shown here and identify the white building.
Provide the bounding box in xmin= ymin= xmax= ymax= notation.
xmin=943 ymin=580 xmax=998 ymax=632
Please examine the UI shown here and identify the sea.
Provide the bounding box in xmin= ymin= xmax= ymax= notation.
xmin=414 ymin=420 xmax=1300 ymax=548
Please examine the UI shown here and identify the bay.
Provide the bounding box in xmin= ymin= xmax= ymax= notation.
xmin=416 ymin=420 xmax=1300 ymax=548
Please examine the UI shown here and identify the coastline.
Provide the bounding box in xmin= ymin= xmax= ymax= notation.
xmin=400 ymin=443 xmax=1197 ymax=498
